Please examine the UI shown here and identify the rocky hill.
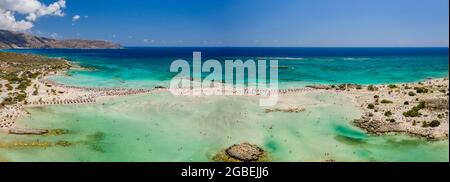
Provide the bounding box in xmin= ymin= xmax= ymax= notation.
xmin=0 ymin=30 xmax=122 ymax=49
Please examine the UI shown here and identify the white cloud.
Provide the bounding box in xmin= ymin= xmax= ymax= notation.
xmin=0 ymin=10 xmax=34 ymax=31
xmin=0 ymin=0 xmax=66 ymax=31
xmin=72 ymin=15 xmax=81 ymax=22
xmin=50 ymin=32 xmax=59 ymax=39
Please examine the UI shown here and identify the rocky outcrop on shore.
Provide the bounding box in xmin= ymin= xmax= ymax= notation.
xmin=349 ymin=79 xmax=449 ymax=140
xmin=303 ymin=78 xmax=449 ymax=140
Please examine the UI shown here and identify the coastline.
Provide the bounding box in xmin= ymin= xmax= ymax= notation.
xmin=1 ymin=52 xmax=448 ymax=162
xmin=0 ymin=56 xmax=163 ymax=131
xmin=2 ymin=68 xmax=448 ymax=141
xmin=306 ymin=78 xmax=449 ymax=140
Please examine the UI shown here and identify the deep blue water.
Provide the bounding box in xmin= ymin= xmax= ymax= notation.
xmin=3 ymin=47 xmax=449 ymax=88
xmin=6 ymin=47 xmax=449 ymax=57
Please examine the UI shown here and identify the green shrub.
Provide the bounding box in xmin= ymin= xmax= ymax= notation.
xmin=367 ymin=104 xmax=375 ymax=109
xmin=416 ymin=101 xmax=426 ymax=110
xmin=404 ymin=101 xmax=409 ymax=105
xmin=380 ymin=99 xmax=393 ymax=104
xmin=388 ymin=84 xmax=398 ymax=89
xmin=414 ymin=87 xmax=429 ymax=94
xmin=403 ymin=101 xmax=426 ymax=117
xmin=408 ymin=91 xmax=416 ymax=96
xmin=374 ymin=95 xmax=379 ymax=99
xmin=403 ymin=110 xmax=421 ymax=117
xmin=1 ymin=97 xmax=15 ymax=106
xmin=5 ymin=83 xmax=13 ymax=91
xmin=27 ymin=71 xmax=42 ymax=79
xmin=367 ymin=85 xmax=376 ymax=91
xmin=384 ymin=111 xmax=393 ymax=117
xmin=422 ymin=120 xmax=440 ymax=128
xmin=429 ymin=120 xmax=441 ymax=127
xmin=16 ymin=80 xmax=31 ymax=91
xmin=15 ymin=93 xmax=27 ymax=102
xmin=33 ymin=89 xmax=39 ymax=96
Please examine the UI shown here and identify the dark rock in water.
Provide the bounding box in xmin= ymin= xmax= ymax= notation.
xmin=9 ymin=128 xmax=49 ymax=135
xmin=155 ymin=86 xmax=166 ymax=89
xmin=225 ymin=143 xmax=264 ymax=162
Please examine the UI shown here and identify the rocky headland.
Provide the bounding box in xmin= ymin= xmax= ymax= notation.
xmin=0 ymin=29 xmax=122 ymax=49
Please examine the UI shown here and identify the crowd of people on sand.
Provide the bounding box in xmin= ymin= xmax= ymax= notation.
xmin=29 ymin=96 xmax=97 ymax=106
xmin=0 ymin=105 xmax=24 ymax=128
xmin=0 ymin=79 xmax=165 ymax=128
xmin=40 ymin=79 xmax=154 ymax=95
xmin=30 ymin=79 xmax=161 ymax=106
xmin=276 ymin=88 xmax=314 ymax=95
xmin=170 ymin=87 xmax=314 ymax=96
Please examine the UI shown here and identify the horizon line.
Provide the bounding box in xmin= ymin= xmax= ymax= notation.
xmin=121 ymin=46 xmax=450 ymax=48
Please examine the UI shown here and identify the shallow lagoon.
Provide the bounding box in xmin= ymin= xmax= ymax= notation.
xmin=1 ymin=92 xmax=447 ymax=162
xmin=1 ymin=48 xmax=448 ymax=162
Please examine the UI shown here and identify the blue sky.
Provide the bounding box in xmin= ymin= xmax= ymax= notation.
xmin=30 ymin=0 xmax=449 ymax=47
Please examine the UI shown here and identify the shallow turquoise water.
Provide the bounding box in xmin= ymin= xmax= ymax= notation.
xmin=0 ymin=48 xmax=448 ymax=162
xmin=51 ymin=55 xmax=450 ymax=89
xmin=0 ymin=92 xmax=447 ymax=162
xmin=6 ymin=48 xmax=449 ymax=89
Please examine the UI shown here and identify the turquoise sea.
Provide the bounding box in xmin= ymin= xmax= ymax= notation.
xmin=0 ymin=47 xmax=448 ymax=162
xmin=7 ymin=47 xmax=449 ymax=88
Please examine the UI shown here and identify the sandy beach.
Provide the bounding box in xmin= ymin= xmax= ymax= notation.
xmin=1 ymin=50 xmax=448 ymax=162
xmin=3 ymin=69 xmax=448 ymax=141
